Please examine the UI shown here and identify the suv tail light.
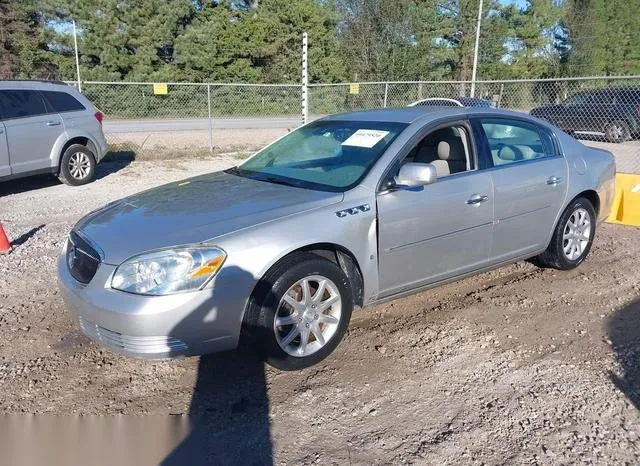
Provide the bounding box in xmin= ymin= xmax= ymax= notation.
xmin=94 ymin=111 xmax=104 ymax=125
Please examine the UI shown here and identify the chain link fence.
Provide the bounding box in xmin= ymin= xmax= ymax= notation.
xmin=74 ymin=77 xmax=640 ymax=173
xmin=76 ymin=82 xmax=302 ymax=159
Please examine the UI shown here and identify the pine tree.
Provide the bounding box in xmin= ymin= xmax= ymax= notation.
xmin=49 ymin=0 xmax=194 ymax=80
xmin=561 ymin=0 xmax=640 ymax=76
xmin=0 ymin=0 xmax=58 ymax=79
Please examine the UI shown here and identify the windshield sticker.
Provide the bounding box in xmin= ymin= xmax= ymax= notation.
xmin=342 ymin=129 xmax=390 ymax=148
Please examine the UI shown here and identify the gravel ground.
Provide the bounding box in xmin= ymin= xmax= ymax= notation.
xmin=1 ymin=158 xmax=640 ymax=465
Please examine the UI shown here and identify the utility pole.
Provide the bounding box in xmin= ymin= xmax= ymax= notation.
xmin=301 ymin=32 xmax=308 ymax=124
xmin=470 ymin=0 xmax=483 ymax=98
xmin=72 ymin=20 xmax=82 ymax=92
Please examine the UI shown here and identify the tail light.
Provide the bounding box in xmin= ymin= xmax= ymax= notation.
xmin=94 ymin=111 xmax=104 ymax=125
xmin=636 ymin=105 xmax=640 ymax=117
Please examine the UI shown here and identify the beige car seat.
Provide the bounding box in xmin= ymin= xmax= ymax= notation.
xmin=430 ymin=138 xmax=467 ymax=177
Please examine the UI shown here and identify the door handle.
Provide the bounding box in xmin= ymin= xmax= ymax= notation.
xmin=546 ymin=176 xmax=563 ymax=186
xmin=466 ymin=194 xmax=489 ymax=205
xmin=46 ymin=121 xmax=61 ymax=126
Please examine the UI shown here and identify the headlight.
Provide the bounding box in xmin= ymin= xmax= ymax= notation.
xmin=111 ymin=246 xmax=226 ymax=296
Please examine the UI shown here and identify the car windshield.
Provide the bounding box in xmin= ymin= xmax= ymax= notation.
xmin=564 ymin=92 xmax=592 ymax=105
xmin=233 ymin=120 xmax=407 ymax=192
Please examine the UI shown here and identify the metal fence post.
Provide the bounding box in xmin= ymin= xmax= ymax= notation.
xmin=72 ymin=20 xmax=82 ymax=93
xmin=207 ymin=84 xmax=213 ymax=152
xmin=301 ymin=32 xmax=309 ymax=124
xmin=383 ymin=82 xmax=389 ymax=108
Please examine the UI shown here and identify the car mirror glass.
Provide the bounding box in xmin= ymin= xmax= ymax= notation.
xmin=394 ymin=163 xmax=437 ymax=188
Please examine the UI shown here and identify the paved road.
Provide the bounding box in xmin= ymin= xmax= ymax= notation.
xmin=584 ymin=140 xmax=639 ymax=174
xmin=103 ymin=117 xmax=307 ymax=132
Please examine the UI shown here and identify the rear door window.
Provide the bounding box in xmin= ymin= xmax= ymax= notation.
xmin=480 ymin=119 xmax=551 ymax=167
xmin=0 ymin=90 xmax=48 ymax=119
xmin=41 ymin=91 xmax=86 ymax=113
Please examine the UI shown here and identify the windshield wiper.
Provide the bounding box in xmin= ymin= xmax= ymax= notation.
xmin=225 ymin=166 xmax=242 ymax=175
xmin=227 ymin=168 xmax=303 ymax=188
xmin=256 ymin=176 xmax=301 ymax=188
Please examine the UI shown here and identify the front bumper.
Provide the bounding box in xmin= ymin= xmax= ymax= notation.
xmin=57 ymin=251 xmax=244 ymax=359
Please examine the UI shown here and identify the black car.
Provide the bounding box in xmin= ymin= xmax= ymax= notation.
xmin=530 ymin=87 xmax=640 ymax=143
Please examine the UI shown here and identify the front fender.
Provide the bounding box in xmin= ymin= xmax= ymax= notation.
xmin=212 ymin=191 xmax=380 ymax=322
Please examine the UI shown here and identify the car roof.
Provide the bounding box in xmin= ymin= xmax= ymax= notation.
xmin=577 ymin=87 xmax=640 ymax=94
xmin=322 ymin=106 xmax=518 ymax=124
xmin=458 ymin=97 xmax=492 ymax=106
xmin=0 ymin=80 xmax=72 ymax=91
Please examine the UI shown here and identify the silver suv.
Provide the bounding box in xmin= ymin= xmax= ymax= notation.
xmin=0 ymin=80 xmax=108 ymax=186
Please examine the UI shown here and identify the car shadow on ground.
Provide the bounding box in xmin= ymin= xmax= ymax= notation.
xmin=162 ymin=265 xmax=274 ymax=466
xmin=0 ymin=174 xmax=59 ymax=196
xmin=607 ymin=298 xmax=640 ymax=410
xmin=161 ymin=351 xmax=273 ymax=466
xmin=94 ymin=156 xmax=134 ymax=181
xmin=0 ymin=157 xmax=133 ymax=196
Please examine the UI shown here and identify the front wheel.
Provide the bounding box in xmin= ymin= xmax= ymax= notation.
xmin=243 ymin=252 xmax=353 ymax=370
xmin=535 ymin=197 xmax=596 ymax=270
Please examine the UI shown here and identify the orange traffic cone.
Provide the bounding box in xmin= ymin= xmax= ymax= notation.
xmin=0 ymin=223 xmax=12 ymax=255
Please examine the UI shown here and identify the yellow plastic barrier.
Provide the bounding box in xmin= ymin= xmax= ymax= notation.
xmin=606 ymin=173 xmax=640 ymax=227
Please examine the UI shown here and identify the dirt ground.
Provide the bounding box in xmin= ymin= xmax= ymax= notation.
xmin=1 ymin=157 xmax=640 ymax=465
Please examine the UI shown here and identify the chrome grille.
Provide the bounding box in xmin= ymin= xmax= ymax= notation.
xmin=78 ymin=317 xmax=188 ymax=355
xmin=67 ymin=232 xmax=100 ymax=284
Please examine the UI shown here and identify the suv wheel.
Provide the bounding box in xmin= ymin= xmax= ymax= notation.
xmin=604 ymin=120 xmax=630 ymax=143
xmin=58 ymin=144 xmax=97 ymax=186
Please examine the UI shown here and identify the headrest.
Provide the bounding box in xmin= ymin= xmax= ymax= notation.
xmin=514 ymin=144 xmax=538 ymax=160
xmin=437 ymin=138 xmax=466 ymax=161
xmin=497 ymin=145 xmax=538 ymax=161
xmin=497 ymin=145 xmax=519 ymax=161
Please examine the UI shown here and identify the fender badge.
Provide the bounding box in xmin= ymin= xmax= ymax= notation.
xmin=336 ymin=204 xmax=370 ymax=218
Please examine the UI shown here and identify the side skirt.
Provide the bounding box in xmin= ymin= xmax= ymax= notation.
xmin=368 ymin=250 xmax=546 ymax=306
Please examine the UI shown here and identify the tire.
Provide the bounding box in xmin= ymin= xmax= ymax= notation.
xmin=58 ymin=144 xmax=97 ymax=186
xmin=535 ymin=197 xmax=596 ymax=270
xmin=604 ymin=119 xmax=630 ymax=143
xmin=242 ymin=252 xmax=353 ymax=370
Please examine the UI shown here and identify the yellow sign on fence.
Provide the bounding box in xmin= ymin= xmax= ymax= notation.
xmin=349 ymin=83 xmax=360 ymax=95
xmin=153 ymin=83 xmax=168 ymax=95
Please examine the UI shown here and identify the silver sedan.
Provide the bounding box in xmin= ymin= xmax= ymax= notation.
xmin=58 ymin=107 xmax=616 ymax=370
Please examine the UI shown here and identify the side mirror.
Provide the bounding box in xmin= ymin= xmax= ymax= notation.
xmin=394 ymin=163 xmax=437 ymax=188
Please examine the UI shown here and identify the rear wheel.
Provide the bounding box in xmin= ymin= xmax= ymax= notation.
xmin=604 ymin=119 xmax=630 ymax=143
xmin=535 ymin=197 xmax=596 ymax=270
xmin=243 ymin=252 xmax=353 ymax=370
xmin=58 ymin=144 xmax=96 ymax=186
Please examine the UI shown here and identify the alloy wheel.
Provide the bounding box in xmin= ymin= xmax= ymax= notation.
xmin=68 ymin=152 xmax=92 ymax=180
xmin=274 ymin=275 xmax=342 ymax=357
xmin=563 ymin=207 xmax=591 ymax=261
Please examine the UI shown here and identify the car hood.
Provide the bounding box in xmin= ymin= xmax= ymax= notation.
xmin=75 ymin=170 xmax=343 ymax=265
